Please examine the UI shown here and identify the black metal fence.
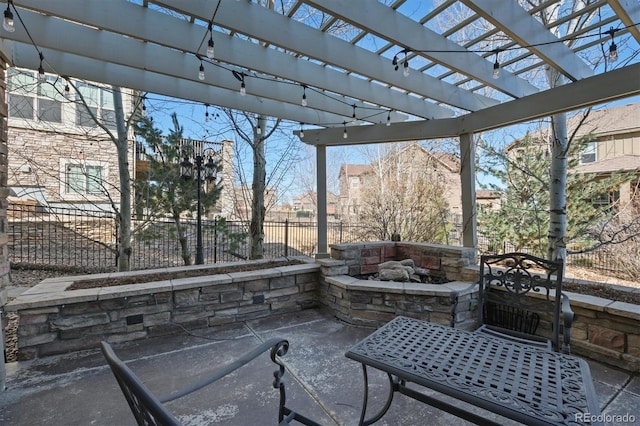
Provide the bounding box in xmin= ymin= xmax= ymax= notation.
xmin=7 ymin=205 xmax=375 ymax=271
xmin=7 ymin=204 xmax=624 ymax=274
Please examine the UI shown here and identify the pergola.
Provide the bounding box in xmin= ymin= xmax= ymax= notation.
xmin=1 ymin=0 xmax=639 ymax=257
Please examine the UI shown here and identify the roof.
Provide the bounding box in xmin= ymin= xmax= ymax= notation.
xmin=574 ymin=155 xmax=640 ymax=174
xmin=338 ymin=164 xmax=370 ymax=178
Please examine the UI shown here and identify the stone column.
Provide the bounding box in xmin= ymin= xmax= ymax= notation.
xmin=0 ymin=52 xmax=10 ymax=391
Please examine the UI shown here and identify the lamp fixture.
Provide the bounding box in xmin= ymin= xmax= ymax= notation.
xmin=492 ymin=48 xmax=501 ymax=79
xmin=299 ymin=122 xmax=304 ymax=138
xmin=37 ymin=52 xmax=45 ymax=80
xmin=343 ymin=122 xmax=347 ymax=139
xmin=198 ymin=61 xmax=205 ymax=81
xmin=403 ymin=53 xmax=409 ymax=77
xmin=232 ymin=70 xmax=246 ymax=96
xmin=3 ymin=1 xmax=14 ymax=33
xmin=301 ymin=85 xmax=307 ymax=107
xmin=206 ymin=22 xmax=215 ymax=59
xmin=386 ymin=110 xmax=391 ymax=126
xmin=351 ymin=105 xmax=357 ymax=122
xmin=606 ymin=27 xmax=618 ymax=63
xmin=64 ymin=79 xmax=71 ymax=100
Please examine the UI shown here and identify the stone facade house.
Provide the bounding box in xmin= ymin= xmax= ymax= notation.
xmin=6 ymin=67 xmax=137 ymax=211
xmin=338 ymin=143 xmax=462 ymax=222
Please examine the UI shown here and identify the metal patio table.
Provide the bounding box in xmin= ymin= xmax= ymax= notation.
xmin=346 ymin=316 xmax=602 ymax=426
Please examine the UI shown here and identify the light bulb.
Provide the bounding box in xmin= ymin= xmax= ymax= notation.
xmin=198 ymin=63 xmax=205 ymax=81
xmin=3 ymin=6 xmax=14 ymax=33
xmin=403 ymin=61 xmax=409 ymax=77
xmin=492 ymin=60 xmax=500 ymax=79
xmin=300 ymin=129 xmax=304 ymax=138
xmin=256 ymin=126 xmax=261 ymax=135
xmin=240 ymin=82 xmax=246 ymax=96
xmin=386 ymin=113 xmax=391 ymax=127
xmin=64 ymin=84 xmax=71 ymax=100
xmin=609 ymin=42 xmax=618 ymax=62
xmin=301 ymin=93 xmax=307 ymax=107
xmin=207 ymin=38 xmax=215 ymax=59
xmin=343 ymin=128 xmax=348 ymax=139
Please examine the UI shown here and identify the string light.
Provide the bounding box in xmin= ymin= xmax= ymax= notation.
xmin=64 ymin=78 xmax=71 ymax=100
xmin=351 ymin=105 xmax=357 ymax=122
xmin=206 ymin=22 xmax=215 ymax=59
xmin=301 ymin=85 xmax=307 ymax=106
xmin=492 ymin=49 xmax=501 ymax=79
xmin=343 ymin=122 xmax=347 ymax=139
xmin=386 ymin=110 xmax=391 ymax=126
xmin=232 ymin=70 xmax=246 ymax=96
xmin=240 ymin=80 xmax=246 ymax=96
xmin=606 ymin=27 xmax=618 ymax=62
xmin=205 ymin=103 xmax=210 ymax=122
xmin=256 ymin=118 xmax=262 ymax=135
xmin=403 ymin=52 xmax=409 ymax=77
xmin=198 ymin=60 xmax=205 ymax=81
xmin=3 ymin=1 xmax=14 ymax=32
xmin=38 ymin=52 xmax=45 ymax=80
xmin=299 ymin=122 xmax=304 ymax=138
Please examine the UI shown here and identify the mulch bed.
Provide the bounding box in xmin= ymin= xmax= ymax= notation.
xmin=66 ymin=259 xmax=307 ymax=290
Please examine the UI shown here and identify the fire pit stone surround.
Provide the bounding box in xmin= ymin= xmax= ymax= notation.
xmin=318 ymin=241 xmax=480 ymax=328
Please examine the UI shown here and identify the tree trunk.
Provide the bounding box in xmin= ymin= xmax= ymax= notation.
xmin=545 ymin=70 xmax=568 ymax=263
xmin=250 ymin=116 xmax=266 ymax=259
xmin=112 ymin=87 xmax=132 ymax=271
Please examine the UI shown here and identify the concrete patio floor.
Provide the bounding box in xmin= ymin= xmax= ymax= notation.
xmin=0 ymin=308 xmax=638 ymax=426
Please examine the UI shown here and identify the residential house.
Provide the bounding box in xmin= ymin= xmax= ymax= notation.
xmin=233 ymin=185 xmax=279 ymax=220
xmin=6 ymin=67 xmax=137 ymax=212
xmin=506 ymin=103 xmax=640 ymax=210
xmin=338 ymin=143 xmax=463 ymax=222
xmin=292 ymin=190 xmax=339 ymax=219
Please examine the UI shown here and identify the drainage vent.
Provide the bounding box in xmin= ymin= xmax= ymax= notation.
xmin=126 ymin=314 xmax=144 ymax=325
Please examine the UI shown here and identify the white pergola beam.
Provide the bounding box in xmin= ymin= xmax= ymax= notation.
xmin=9 ymin=42 xmax=350 ymax=126
xmin=305 ymin=0 xmax=539 ymax=99
xmin=155 ymin=0 xmax=498 ymax=113
xmin=299 ymin=62 xmax=640 ymax=145
xmin=608 ymin=0 xmax=640 ymax=44
xmin=12 ymin=0 xmax=419 ymax=122
xmin=462 ymin=0 xmax=594 ymax=82
xmin=3 ymin=9 xmax=370 ymax=125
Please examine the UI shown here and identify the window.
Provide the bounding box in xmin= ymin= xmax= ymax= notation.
xmin=580 ymin=142 xmax=596 ymax=164
xmin=7 ymin=69 xmax=63 ymax=123
xmin=66 ymin=164 xmax=104 ymax=194
xmin=75 ymin=82 xmax=116 ymax=130
xmin=350 ymin=177 xmax=359 ymax=188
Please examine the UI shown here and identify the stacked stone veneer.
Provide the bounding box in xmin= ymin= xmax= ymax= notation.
xmin=7 ymin=259 xmax=319 ymax=360
xmin=562 ymin=279 xmax=640 ymax=372
xmin=319 ymin=242 xmax=479 ymax=328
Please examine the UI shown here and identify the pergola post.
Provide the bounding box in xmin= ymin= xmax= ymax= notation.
xmin=459 ymin=133 xmax=477 ymax=248
xmin=315 ymin=144 xmax=330 ymax=259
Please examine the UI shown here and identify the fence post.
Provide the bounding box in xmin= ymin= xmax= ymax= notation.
xmin=284 ymin=219 xmax=289 ymax=257
xmin=213 ymin=217 xmax=218 ymax=264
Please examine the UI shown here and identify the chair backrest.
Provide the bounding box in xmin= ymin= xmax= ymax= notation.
xmin=101 ymin=341 xmax=180 ymax=426
xmin=478 ymin=252 xmax=564 ymax=351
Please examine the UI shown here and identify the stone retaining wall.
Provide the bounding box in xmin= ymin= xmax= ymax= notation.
xmin=7 ymin=259 xmax=320 ymax=360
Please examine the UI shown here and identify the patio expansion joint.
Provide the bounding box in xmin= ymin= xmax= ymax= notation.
xmin=600 ymin=374 xmax=635 ymax=413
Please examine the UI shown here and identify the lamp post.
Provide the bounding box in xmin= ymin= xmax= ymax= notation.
xmin=180 ymin=147 xmax=217 ymax=265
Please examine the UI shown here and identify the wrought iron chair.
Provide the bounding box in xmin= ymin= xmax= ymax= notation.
xmin=477 ymin=252 xmax=574 ymax=353
xmin=101 ymin=339 xmax=321 ymax=426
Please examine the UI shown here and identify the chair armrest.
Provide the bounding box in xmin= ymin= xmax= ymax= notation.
xmin=159 ymin=337 xmax=287 ymax=403
xmin=561 ymin=292 xmax=574 ymax=354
